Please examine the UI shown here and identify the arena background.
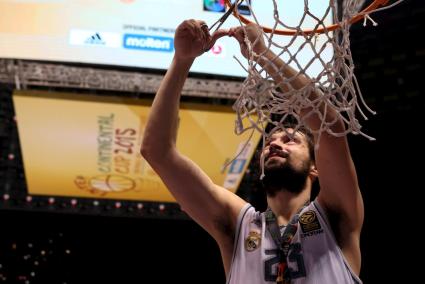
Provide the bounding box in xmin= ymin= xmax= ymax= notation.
xmin=0 ymin=0 xmax=421 ymax=283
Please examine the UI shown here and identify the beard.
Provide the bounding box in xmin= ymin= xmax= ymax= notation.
xmin=261 ymin=156 xmax=311 ymax=197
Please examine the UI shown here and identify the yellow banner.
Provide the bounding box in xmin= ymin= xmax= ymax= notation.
xmin=13 ymin=90 xmax=261 ymax=202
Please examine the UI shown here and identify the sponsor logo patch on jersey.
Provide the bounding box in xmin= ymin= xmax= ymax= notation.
xmin=299 ymin=210 xmax=321 ymax=233
xmin=245 ymin=231 xmax=261 ymax=252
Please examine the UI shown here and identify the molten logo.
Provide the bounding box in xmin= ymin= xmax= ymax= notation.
xmin=123 ymin=34 xmax=174 ymax=52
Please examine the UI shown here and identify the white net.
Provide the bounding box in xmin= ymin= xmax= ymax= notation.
xmin=231 ymin=0 xmax=404 ymax=146
xmin=225 ymin=0 xmax=404 ymax=178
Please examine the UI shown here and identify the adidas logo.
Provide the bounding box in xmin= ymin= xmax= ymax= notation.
xmin=69 ymin=30 xmax=121 ymax=48
xmin=84 ymin=33 xmax=106 ymax=45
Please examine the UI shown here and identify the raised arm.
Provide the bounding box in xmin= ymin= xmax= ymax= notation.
xmin=140 ymin=20 xmax=247 ymax=269
xmin=230 ymin=24 xmax=364 ymax=273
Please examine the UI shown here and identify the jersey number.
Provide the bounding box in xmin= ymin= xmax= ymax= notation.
xmin=264 ymin=243 xmax=306 ymax=281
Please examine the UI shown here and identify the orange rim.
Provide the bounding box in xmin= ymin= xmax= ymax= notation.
xmin=224 ymin=0 xmax=390 ymax=35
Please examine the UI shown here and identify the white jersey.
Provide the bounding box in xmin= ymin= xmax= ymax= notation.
xmin=226 ymin=200 xmax=362 ymax=284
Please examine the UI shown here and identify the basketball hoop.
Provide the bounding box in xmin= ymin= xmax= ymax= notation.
xmin=221 ymin=0 xmax=404 ymax=177
xmin=223 ymin=0 xmax=405 ymax=137
xmin=224 ymin=0 xmax=399 ymax=35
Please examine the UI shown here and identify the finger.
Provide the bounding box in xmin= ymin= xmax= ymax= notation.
xmin=231 ymin=27 xmax=245 ymax=43
xmin=228 ymin=27 xmax=237 ymax=37
xmin=193 ymin=20 xmax=210 ymax=46
xmin=205 ymin=28 xmax=229 ymax=51
xmin=197 ymin=24 xmax=210 ymax=51
xmin=177 ymin=20 xmax=191 ymax=35
xmin=195 ymin=20 xmax=208 ymax=32
xmin=198 ymin=21 xmax=212 ymax=44
xmin=180 ymin=19 xmax=197 ymax=39
xmin=211 ymin=28 xmax=230 ymax=42
xmin=191 ymin=19 xmax=202 ymax=38
xmin=200 ymin=23 xmax=209 ymax=33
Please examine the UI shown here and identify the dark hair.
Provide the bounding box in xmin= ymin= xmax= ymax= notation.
xmin=264 ymin=115 xmax=315 ymax=162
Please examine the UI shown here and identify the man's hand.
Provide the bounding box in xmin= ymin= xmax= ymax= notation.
xmin=229 ymin=23 xmax=267 ymax=59
xmin=174 ymin=19 xmax=229 ymax=61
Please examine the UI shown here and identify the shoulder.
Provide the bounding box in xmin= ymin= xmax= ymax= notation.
xmin=238 ymin=204 xmax=261 ymax=228
xmin=310 ymin=199 xmax=362 ymax=275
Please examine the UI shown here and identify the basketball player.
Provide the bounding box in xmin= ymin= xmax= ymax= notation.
xmin=141 ymin=19 xmax=363 ymax=284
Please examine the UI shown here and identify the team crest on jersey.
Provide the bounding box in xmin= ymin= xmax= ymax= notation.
xmin=299 ymin=210 xmax=321 ymax=233
xmin=245 ymin=231 xmax=261 ymax=252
